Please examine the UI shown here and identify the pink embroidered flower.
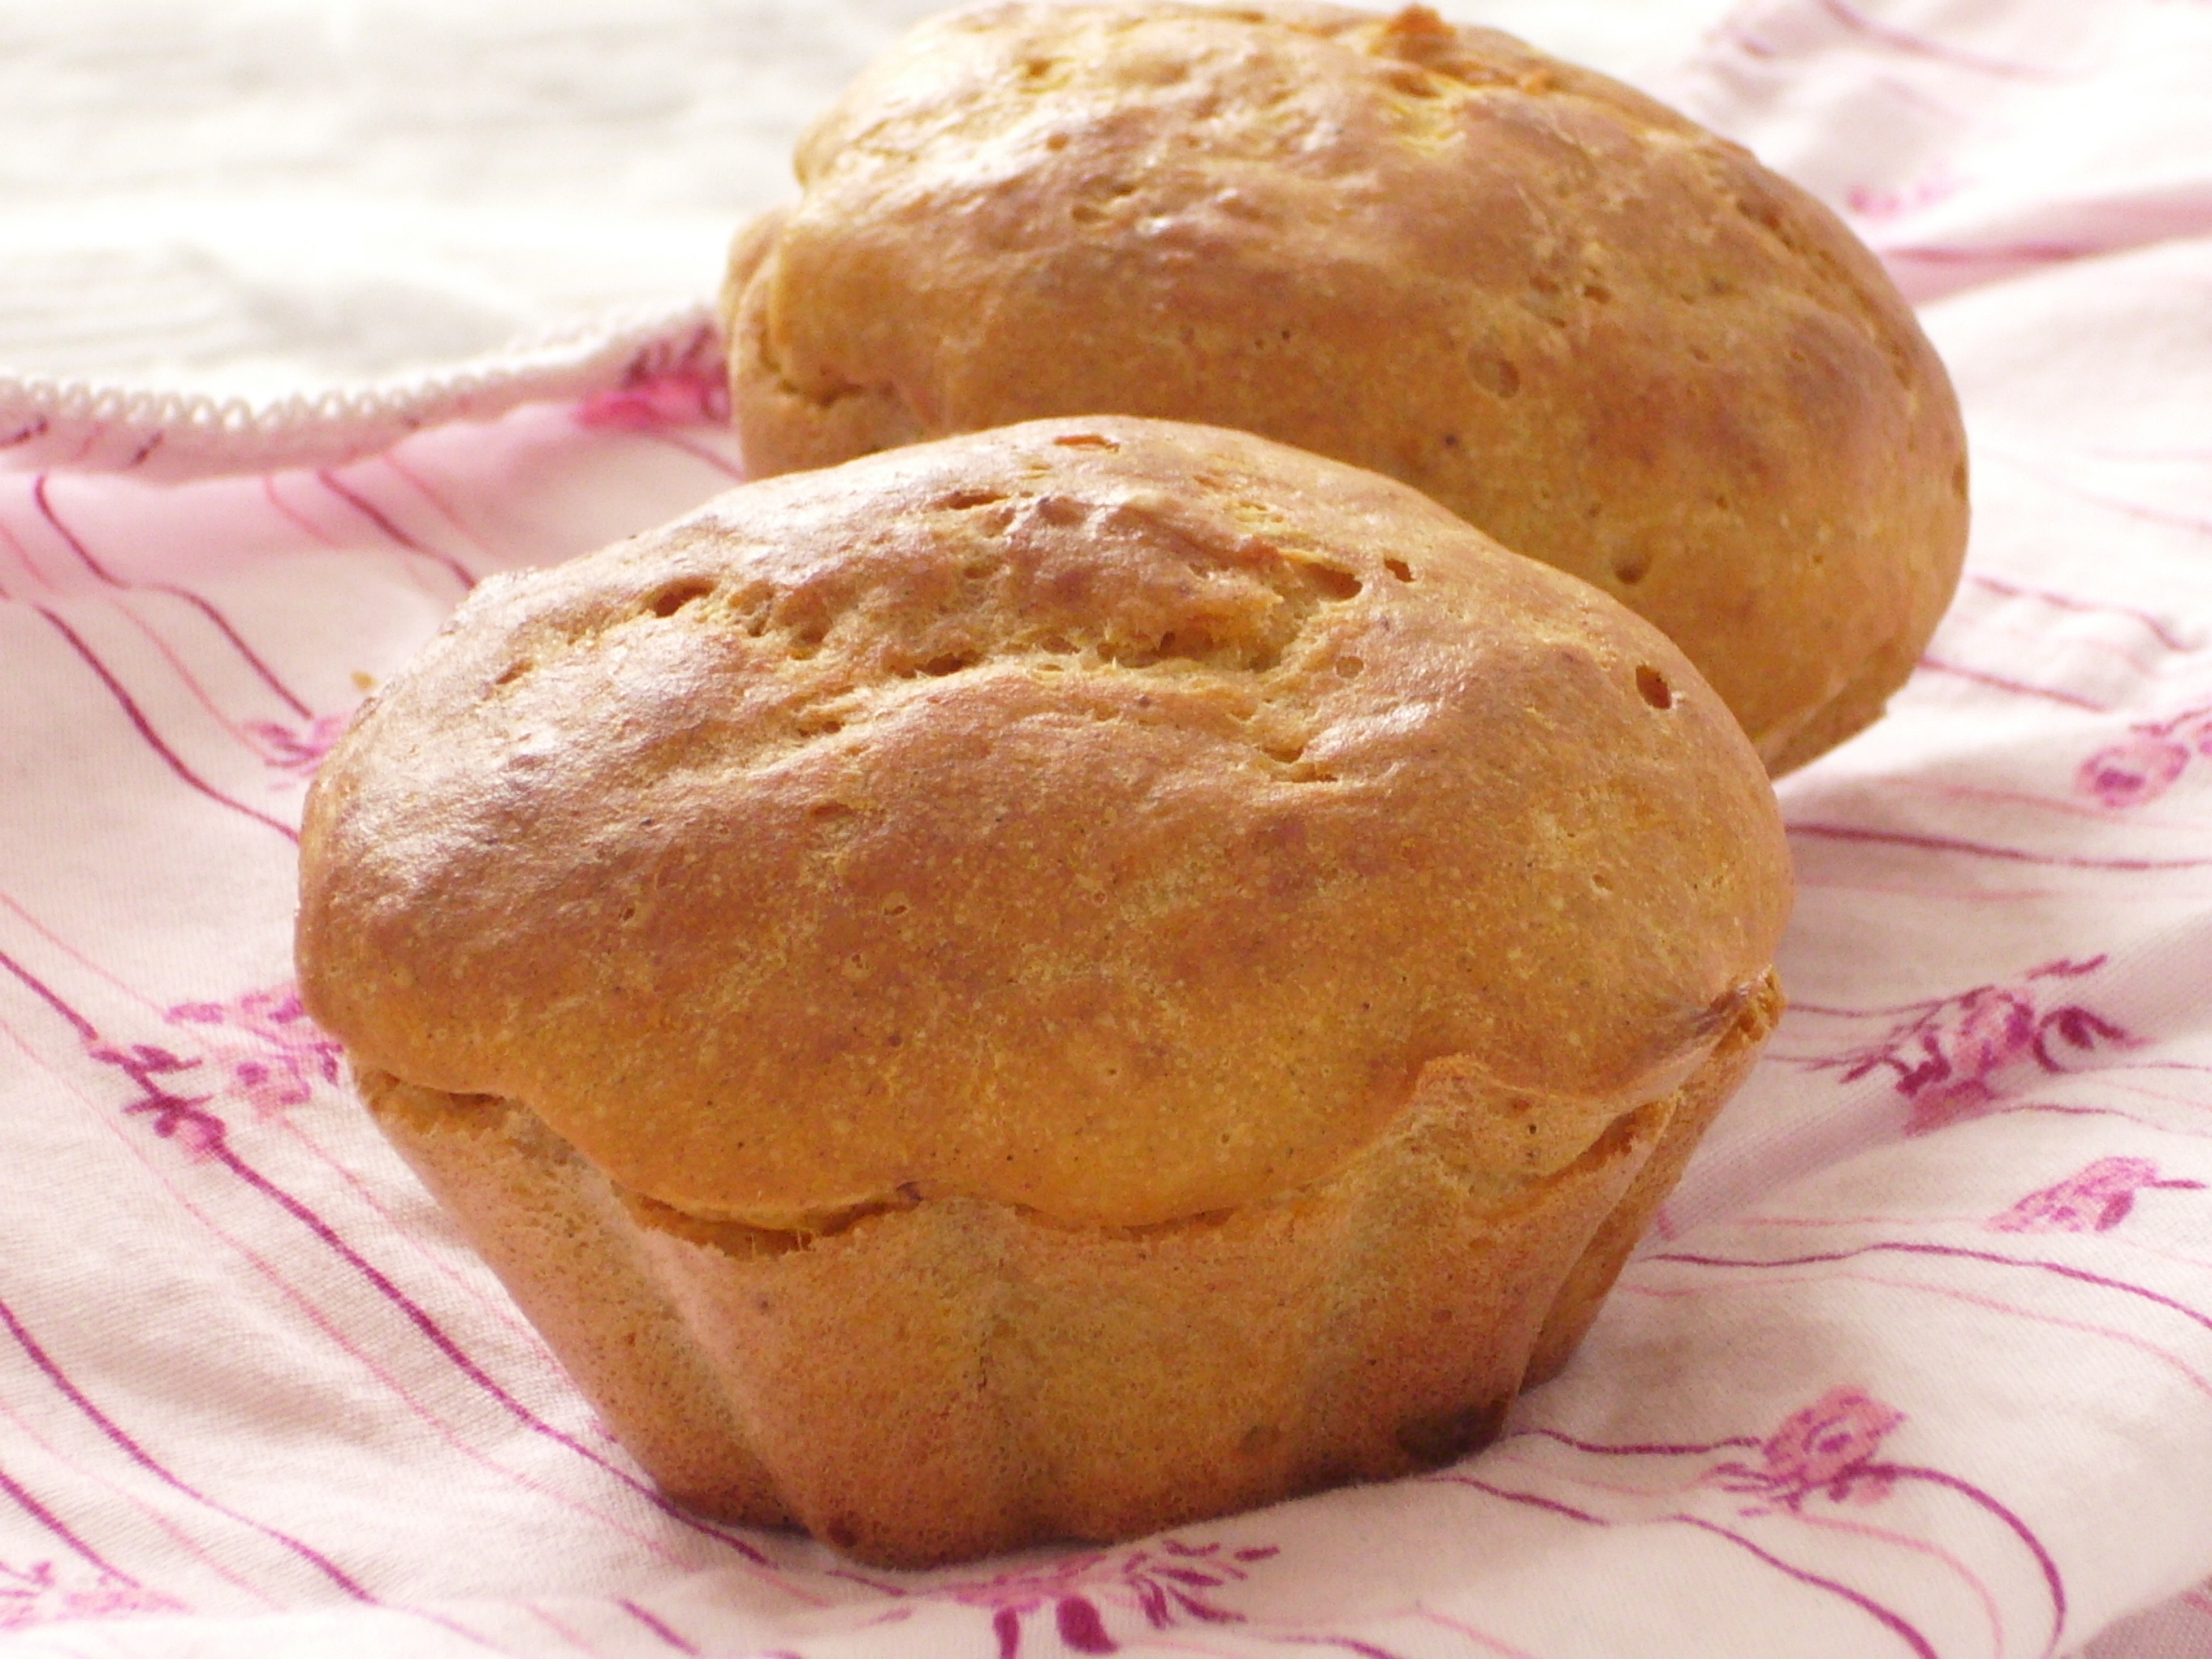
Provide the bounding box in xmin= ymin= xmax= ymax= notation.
xmin=1897 ymin=983 xmax=2069 ymax=1135
xmin=0 ymin=1560 xmax=182 ymax=1631
xmin=245 ymin=712 xmax=351 ymax=776
xmin=1765 ymin=1389 xmax=1905 ymax=1500
xmin=575 ymin=327 xmax=731 ymax=429
xmin=1707 ymin=1389 xmax=1905 ymax=1513
xmin=943 ymin=1554 xmax=1116 ymax=1658
xmin=2078 ymin=702 xmax=2212 ymax=810
xmin=89 ymin=1042 xmax=226 ymax=1160
xmin=1846 ymin=165 xmax=1959 ymax=221
xmin=1803 ymin=958 xmax=2134 ymax=1135
xmin=1937 ymin=988 xmax=2038 ymax=1084
xmin=2079 ymin=735 xmax=2190 ymax=810
xmin=932 ymin=1539 xmax=1274 ymax=1657
xmin=167 ymin=987 xmax=343 ymax=1120
xmin=1990 ymin=1156 xmax=2205 ymax=1233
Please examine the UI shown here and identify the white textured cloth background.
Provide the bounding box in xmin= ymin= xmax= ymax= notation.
xmin=0 ymin=0 xmax=1714 ymax=397
xmin=5 ymin=3 xmax=2212 ymax=1656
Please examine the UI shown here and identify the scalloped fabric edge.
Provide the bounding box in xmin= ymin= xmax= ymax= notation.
xmin=0 ymin=301 xmax=724 ymax=482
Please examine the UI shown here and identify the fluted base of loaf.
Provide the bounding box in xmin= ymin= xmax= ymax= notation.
xmin=359 ymin=970 xmax=1778 ymax=1567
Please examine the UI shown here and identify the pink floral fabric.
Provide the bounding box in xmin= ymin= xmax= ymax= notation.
xmin=3 ymin=0 xmax=2212 ymax=1655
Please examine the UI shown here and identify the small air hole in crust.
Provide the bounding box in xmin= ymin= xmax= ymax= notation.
xmin=1612 ymin=556 xmax=1649 ymax=586
xmin=1052 ymin=433 xmax=1119 ymax=450
xmin=922 ymin=652 xmax=978 ymax=677
xmin=1471 ymin=355 xmax=1521 ymax=399
xmin=493 ymin=661 xmax=530 ymax=687
xmin=1307 ymin=564 xmax=1363 ymax=601
xmin=645 ymin=579 xmax=713 ymax=619
xmin=937 ymin=488 xmax=1007 ymax=511
xmin=1383 ymin=557 xmax=1414 ymax=582
xmin=1636 ymin=665 xmax=1675 ymax=710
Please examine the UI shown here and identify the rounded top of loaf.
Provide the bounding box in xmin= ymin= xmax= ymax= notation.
xmin=297 ymin=416 xmax=1790 ymax=1230
xmin=725 ymin=0 xmax=1968 ymax=775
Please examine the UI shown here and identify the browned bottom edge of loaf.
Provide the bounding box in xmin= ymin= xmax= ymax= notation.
xmin=360 ymin=971 xmax=1781 ymax=1568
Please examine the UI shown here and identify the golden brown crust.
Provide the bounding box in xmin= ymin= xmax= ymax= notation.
xmin=358 ymin=971 xmax=1775 ymax=1567
xmin=1523 ymin=965 xmax=1785 ymax=1383
xmin=299 ymin=416 xmax=1790 ymax=1233
xmin=724 ymin=0 xmax=1969 ymax=773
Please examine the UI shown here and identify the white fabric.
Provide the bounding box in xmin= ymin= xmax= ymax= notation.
xmin=3 ymin=1 xmax=2212 ymax=1656
xmin=0 ymin=0 xmax=1715 ymax=410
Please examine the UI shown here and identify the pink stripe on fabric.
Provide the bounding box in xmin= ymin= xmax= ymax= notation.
xmin=1983 ymin=453 xmax=2212 ymax=543
xmin=1793 ymin=874 xmax=2060 ymax=901
xmin=1407 ymin=1606 xmax=1548 ymax=1659
xmin=0 ymin=1462 xmax=143 ymax=1587
xmin=277 ymin=1117 xmax=555 ymax=1360
xmin=0 ymin=996 xmax=601 ymax=1628
xmin=260 ymin=476 xmax=341 ymax=549
xmin=1651 ymin=1241 xmax=2212 ymax=1336
xmin=1914 ymin=656 xmax=2113 ymax=710
xmin=1797 ymin=1506 xmax=2007 ymax=1655
xmin=524 ymin=1602 xmax=609 ymax=1656
xmin=1487 ymin=1445 xmax=2017 ymax=1656
xmin=181 ymin=1128 xmax=696 ymax=1566
xmin=617 ymin=1598 xmax=702 ymax=1654
xmin=97 ymin=596 xmax=275 ymax=757
xmin=0 ymin=1381 xmax=277 ymax=1611
xmin=1875 ymin=776 xmax=2212 ymax=832
xmin=0 ymin=514 xmax=50 ymax=588
xmin=640 ymin=429 xmax=745 ymax=480
xmin=1499 ymin=1427 xmax=1762 ymax=1460
xmin=1489 ymin=1446 xmax=1701 ymax=1503
xmin=0 ymin=1293 xmax=373 ymax=1604
xmin=1677 ymin=1514 xmax=1946 ymax=1659
xmin=38 ymin=982 xmax=527 ymax=1365
xmin=315 ymin=468 xmax=478 ymax=592
xmin=1808 ymin=0 xmax=2071 ymax=79
xmin=1626 ymin=1270 xmax=2212 ymax=1403
xmin=378 ymin=454 xmax=494 ymax=556
xmin=1965 ymin=574 xmax=2198 ymax=654
xmin=34 ymin=474 xmax=312 ymax=718
xmin=1785 ymin=822 xmax=2212 ymax=870
xmin=1256 ymin=1631 xmax=1411 ymax=1659
xmin=2004 ymin=1100 xmax=2212 ymax=1137
xmin=30 ymin=608 xmax=299 ymax=845
xmin=202 ymin=1131 xmax=776 ymax=1566
xmin=1434 ymin=1474 xmax=1940 ymax=1659
xmin=0 ymin=942 xmax=786 ymax=1578
xmin=1885 ymin=240 xmax=2102 ymax=270
xmin=1882 ymin=1463 xmax=2066 ymax=1647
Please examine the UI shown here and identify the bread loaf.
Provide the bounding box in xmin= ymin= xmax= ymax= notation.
xmin=724 ymin=1 xmax=1968 ymax=774
xmin=297 ymin=416 xmax=1792 ymax=1564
